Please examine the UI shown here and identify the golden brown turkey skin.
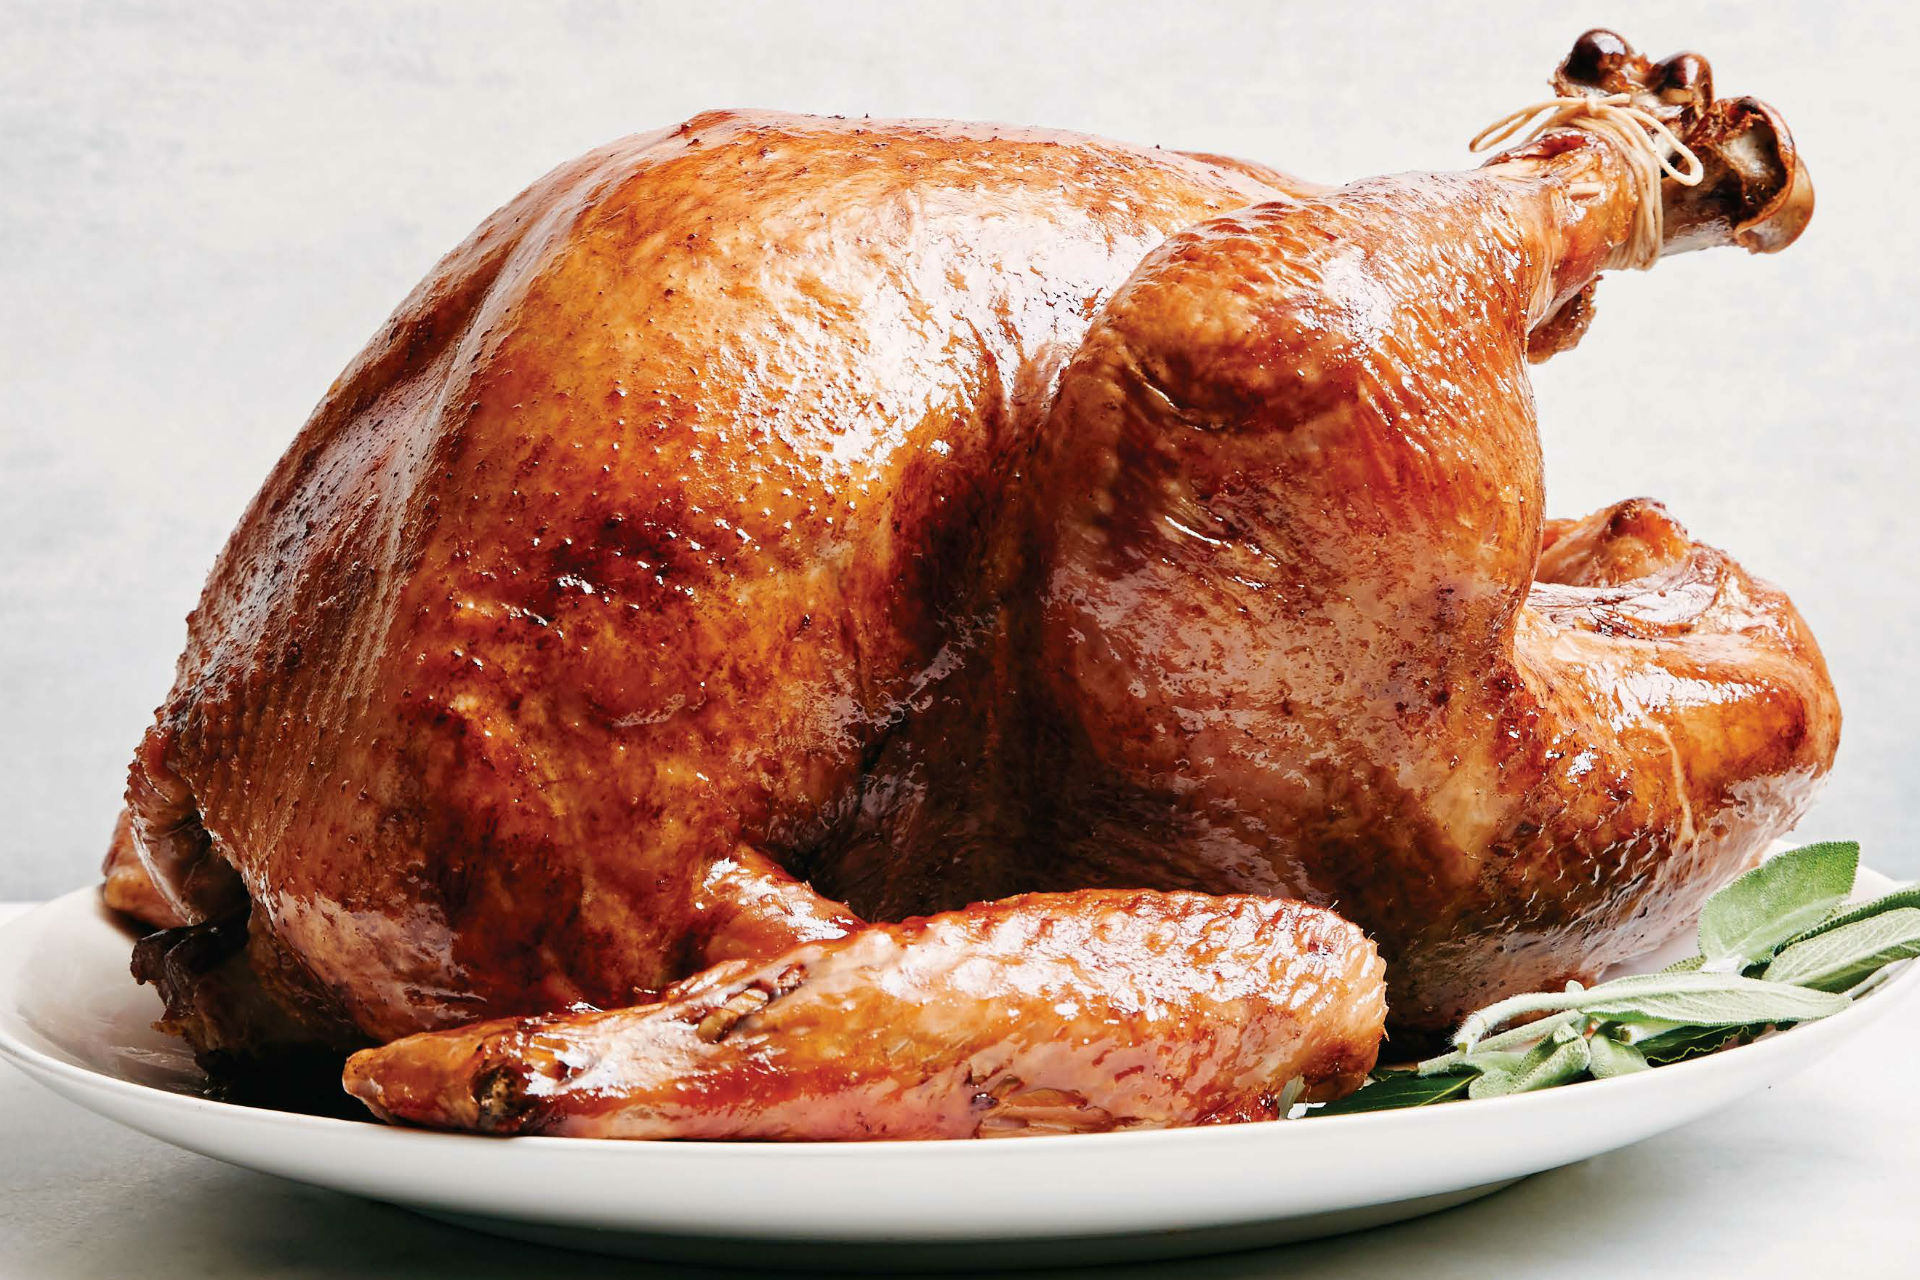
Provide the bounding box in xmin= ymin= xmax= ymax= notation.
xmin=118 ymin=109 xmax=1315 ymax=1050
xmin=344 ymin=891 xmax=1385 ymax=1139
xmin=112 ymin=29 xmax=1838 ymax=1130
xmin=1027 ymin=196 xmax=1837 ymax=1030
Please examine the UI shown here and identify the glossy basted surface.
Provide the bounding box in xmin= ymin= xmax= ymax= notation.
xmin=109 ymin=30 xmax=1838 ymax=1132
xmin=344 ymin=891 xmax=1385 ymax=1139
xmin=120 ymin=111 xmax=1311 ymax=1049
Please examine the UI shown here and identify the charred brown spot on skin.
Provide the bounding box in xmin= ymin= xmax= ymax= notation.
xmin=1556 ymin=29 xmax=1710 ymax=130
xmin=1561 ymin=29 xmax=1636 ymax=92
xmin=471 ymin=1060 xmax=531 ymax=1132
xmin=695 ymin=986 xmax=772 ymax=1043
xmin=691 ymin=962 xmax=808 ymax=1043
xmin=1656 ymin=52 xmax=1713 ymax=103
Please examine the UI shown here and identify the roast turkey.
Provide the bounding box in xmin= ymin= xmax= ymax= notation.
xmin=105 ymin=29 xmax=1837 ymax=1138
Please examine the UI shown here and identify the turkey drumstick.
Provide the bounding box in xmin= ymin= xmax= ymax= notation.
xmin=1026 ymin=58 xmax=1833 ymax=1032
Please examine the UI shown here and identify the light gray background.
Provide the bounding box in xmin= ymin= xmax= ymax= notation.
xmin=1 ymin=1 xmax=1913 ymax=898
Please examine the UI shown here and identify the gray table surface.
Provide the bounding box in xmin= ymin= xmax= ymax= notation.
xmin=2 ymin=899 xmax=1915 ymax=1279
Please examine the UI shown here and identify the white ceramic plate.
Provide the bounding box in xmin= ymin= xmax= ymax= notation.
xmin=2 ymin=870 xmax=1914 ymax=1272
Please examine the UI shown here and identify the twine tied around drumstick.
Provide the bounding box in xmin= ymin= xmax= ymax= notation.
xmin=1471 ymin=93 xmax=1705 ymax=270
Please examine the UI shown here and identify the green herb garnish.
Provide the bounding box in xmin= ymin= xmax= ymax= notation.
xmin=1311 ymin=841 xmax=1917 ymax=1116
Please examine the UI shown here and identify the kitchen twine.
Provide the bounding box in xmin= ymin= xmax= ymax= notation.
xmin=1470 ymin=93 xmax=1705 ymax=270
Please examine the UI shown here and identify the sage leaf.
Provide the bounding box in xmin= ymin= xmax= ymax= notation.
xmin=1312 ymin=1070 xmax=1473 ymax=1116
xmin=1761 ymin=908 xmax=1920 ymax=992
xmin=1781 ymin=885 xmax=1920 ymax=950
xmin=1587 ymin=1031 xmax=1651 ymax=1077
xmin=1458 ymin=1048 xmax=1534 ymax=1076
xmin=1465 ymin=1066 xmax=1515 ymax=1100
xmin=1540 ymin=972 xmax=1847 ymax=1029
xmin=1455 ymin=971 xmax=1849 ymax=1051
xmin=1466 ymin=1026 xmax=1564 ymax=1100
xmin=1697 ymin=841 xmax=1859 ymax=967
xmin=1320 ymin=838 xmax=1882 ymax=1115
xmin=1468 ymin=1026 xmax=1591 ymax=1099
xmin=1416 ymin=1009 xmax=1584 ymax=1076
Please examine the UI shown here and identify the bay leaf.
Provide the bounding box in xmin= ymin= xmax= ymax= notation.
xmin=1312 ymin=1070 xmax=1474 ymax=1116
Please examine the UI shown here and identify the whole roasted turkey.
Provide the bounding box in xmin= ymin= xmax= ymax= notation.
xmin=106 ymin=31 xmax=1838 ymax=1139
